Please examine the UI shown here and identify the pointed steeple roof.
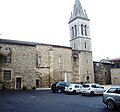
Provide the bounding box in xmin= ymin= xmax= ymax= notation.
xmin=69 ymin=0 xmax=89 ymax=23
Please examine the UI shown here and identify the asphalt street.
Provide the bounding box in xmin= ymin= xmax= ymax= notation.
xmin=0 ymin=90 xmax=119 ymax=112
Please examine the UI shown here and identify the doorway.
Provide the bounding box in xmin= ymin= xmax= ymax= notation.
xmin=36 ymin=79 xmax=40 ymax=88
xmin=86 ymin=76 xmax=90 ymax=83
xmin=16 ymin=77 xmax=22 ymax=90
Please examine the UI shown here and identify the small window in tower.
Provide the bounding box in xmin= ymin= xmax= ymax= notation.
xmin=85 ymin=25 xmax=87 ymax=36
xmin=84 ymin=43 xmax=87 ymax=49
xmin=86 ymin=59 xmax=88 ymax=63
xmin=74 ymin=44 xmax=76 ymax=49
xmin=72 ymin=27 xmax=74 ymax=37
xmin=74 ymin=25 xmax=77 ymax=36
xmin=81 ymin=24 xmax=84 ymax=35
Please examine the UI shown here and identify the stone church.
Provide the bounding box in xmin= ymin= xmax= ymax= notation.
xmin=0 ymin=0 xmax=94 ymax=89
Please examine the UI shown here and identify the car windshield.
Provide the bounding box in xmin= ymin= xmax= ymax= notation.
xmin=75 ymin=85 xmax=80 ymax=88
xmin=57 ymin=82 xmax=70 ymax=86
xmin=69 ymin=84 xmax=74 ymax=87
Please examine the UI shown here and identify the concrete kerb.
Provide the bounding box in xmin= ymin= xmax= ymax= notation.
xmin=36 ymin=88 xmax=51 ymax=90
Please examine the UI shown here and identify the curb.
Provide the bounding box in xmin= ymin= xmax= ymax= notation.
xmin=36 ymin=88 xmax=51 ymax=90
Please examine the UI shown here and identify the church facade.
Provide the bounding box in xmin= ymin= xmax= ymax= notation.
xmin=0 ymin=0 xmax=94 ymax=89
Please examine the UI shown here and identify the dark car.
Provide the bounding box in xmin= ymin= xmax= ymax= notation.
xmin=51 ymin=82 xmax=70 ymax=93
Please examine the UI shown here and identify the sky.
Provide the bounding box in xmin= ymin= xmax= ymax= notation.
xmin=0 ymin=0 xmax=120 ymax=61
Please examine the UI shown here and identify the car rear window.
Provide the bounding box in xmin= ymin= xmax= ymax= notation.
xmin=75 ymin=85 xmax=79 ymax=88
xmin=83 ymin=85 xmax=89 ymax=88
xmin=107 ymin=88 xmax=116 ymax=93
xmin=108 ymin=88 xmax=120 ymax=94
xmin=91 ymin=85 xmax=97 ymax=88
xmin=91 ymin=85 xmax=104 ymax=88
xmin=114 ymin=88 xmax=120 ymax=94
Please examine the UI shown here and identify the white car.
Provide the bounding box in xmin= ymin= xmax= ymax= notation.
xmin=81 ymin=83 xmax=105 ymax=96
xmin=65 ymin=84 xmax=82 ymax=95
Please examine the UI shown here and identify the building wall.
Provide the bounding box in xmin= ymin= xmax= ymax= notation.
xmin=0 ymin=43 xmax=36 ymax=89
xmin=79 ymin=51 xmax=94 ymax=83
xmin=111 ymin=68 xmax=120 ymax=85
xmin=36 ymin=45 xmax=73 ymax=88
xmin=71 ymin=50 xmax=94 ymax=84
xmin=72 ymin=51 xmax=80 ymax=83
xmin=94 ymin=62 xmax=112 ymax=85
xmin=0 ymin=41 xmax=95 ymax=89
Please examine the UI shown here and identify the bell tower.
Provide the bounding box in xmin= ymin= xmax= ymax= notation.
xmin=69 ymin=0 xmax=94 ymax=83
xmin=69 ymin=0 xmax=91 ymax=51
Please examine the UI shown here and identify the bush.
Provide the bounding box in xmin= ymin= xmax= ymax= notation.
xmin=1 ymin=85 xmax=7 ymax=90
xmin=31 ymin=86 xmax=36 ymax=90
xmin=22 ymin=86 xmax=27 ymax=90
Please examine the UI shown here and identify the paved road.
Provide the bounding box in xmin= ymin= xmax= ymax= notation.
xmin=0 ymin=90 xmax=119 ymax=112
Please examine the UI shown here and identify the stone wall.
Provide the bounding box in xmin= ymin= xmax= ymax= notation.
xmin=0 ymin=40 xmax=95 ymax=89
xmin=94 ymin=62 xmax=112 ymax=85
xmin=111 ymin=68 xmax=120 ymax=85
xmin=79 ymin=51 xmax=94 ymax=83
xmin=0 ymin=43 xmax=36 ymax=89
xmin=36 ymin=44 xmax=73 ymax=87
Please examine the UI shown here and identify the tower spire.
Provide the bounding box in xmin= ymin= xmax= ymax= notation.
xmin=69 ymin=0 xmax=88 ymax=22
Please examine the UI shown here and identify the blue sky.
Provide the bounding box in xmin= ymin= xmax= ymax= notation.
xmin=0 ymin=0 xmax=120 ymax=61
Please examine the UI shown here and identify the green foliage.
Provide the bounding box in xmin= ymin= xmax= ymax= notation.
xmin=31 ymin=86 xmax=36 ymax=90
xmin=1 ymin=84 xmax=7 ymax=90
xmin=0 ymin=81 xmax=10 ymax=90
xmin=22 ymin=86 xmax=27 ymax=90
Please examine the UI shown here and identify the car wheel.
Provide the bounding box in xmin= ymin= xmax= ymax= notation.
xmin=57 ymin=89 xmax=62 ymax=93
xmin=52 ymin=90 xmax=56 ymax=93
xmin=90 ymin=91 xmax=94 ymax=96
xmin=107 ymin=100 xmax=115 ymax=110
xmin=72 ymin=90 xmax=76 ymax=95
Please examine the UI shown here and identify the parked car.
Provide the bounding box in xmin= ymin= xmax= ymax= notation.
xmin=51 ymin=82 xmax=70 ymax=93
xmin=102 ymin=86 xmax=120 ymax=110
xmin=65 ymin=84 xmax=82 ymax=95
xmin=81 ymin=83 xmax=105 ymax=96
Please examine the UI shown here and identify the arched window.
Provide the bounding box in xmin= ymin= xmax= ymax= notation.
xmin=72 ymin=27 xmax=74 ymax=37
xmin=81 ymin=24 xmax=84 ymax=35
xmin=4 ymin=47 xmax=12 ymax=63
xmin=74 ymin=25 xmax=77 ymax=36
xmin=58 ymin=55 xmax=62 ymax=69
xmin=85 ymin=25 xmax=87 ymax=36
xmin=36 ymin=51 xmax=41 ymax=67
xmin=36 ymin=53 xmax=39 ymax=66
